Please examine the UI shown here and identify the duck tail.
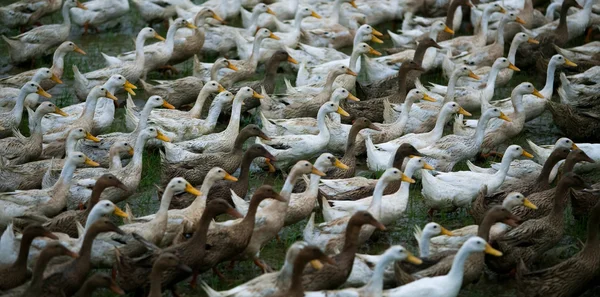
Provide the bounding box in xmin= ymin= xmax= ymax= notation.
xmin=125 ymin=94 xmax=139 ymax=129
xmin=124 ymin=203 xmax=134 ymax=224
xmin=284 ymin=77 xmax=297 ymax=94
xmin=525 ymin=139 xmax=545 ymax=161
xmin=200 ymin=280 xmax=222 ymax=297
xmin=138 ymin=79 xmax=154 ymax=93
xmin=76 ymin=221 xmax=85 ymax=238
xmin=41 ymin=158 xmax=57 ymax=189
xmin=100 ymin=52 xmax=122 ymax=67
xmin=413 ymin=224 xmax=423 ymax=246
xmin=230 ymin=189 xmax=249 ymax=216
xmin=382 ymin=98 xmax=395 ymax=124
xmin=516 ymin=258 xmax=530 ymax=280
xmin=1 ymin=35 xmax=20 ymax=50
xmin=303 ymin=212 xmax=316 ymax=244
xmin=192 ymin=54 xmax=202 ymax=78
xmin=452 ymin=114 xmax=465 ymax=134
xmin=259 ymin=111 xmax=277 ymax=135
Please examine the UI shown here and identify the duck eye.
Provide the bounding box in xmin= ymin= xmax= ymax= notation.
xmin=434 ymin=225 xmax=438 ymax=228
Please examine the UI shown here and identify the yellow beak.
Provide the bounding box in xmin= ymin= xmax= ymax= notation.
xmin=155 ymin=130 xmax=171 ymax=142
xmin=402 ymin=173 xmax=416 ymax=183
xmin=468 ymin=71 xmax=481 ymax=80
xmin=54 ymin=106 xmax=68 ymax=117
xmin=269 ymin=33 xmax=281 ymax=40
xmin=523 ymin=198 xmax=537 ymax=209
xmin=85 ymin=132 xmax=101 ymax=142
xmin=266 ymin=7 xmax=276 ymax=15
xmin=76 ymin=1 xmax=87 ymax=10
xmin=508 ymin=63 xmax=520 ymax=71
xmin=336 ymin=106 xmax=350 ymax=117
xmin=186 ymin=22 xmax=198 ymax=29
xmin=36 ymin=87 xmax=52 ymax=98
xmin=441 ymin=226 xmax=454 ymax=236
xmin=85 ymin=157 xmax=100 ymax=167
xmin=266 ymin=158 xmax=276 ymax=173
xmin=105 ymin=91 xmax=118 ymax=101
xmin=532 ymin=88 xmax=544 ymax=99
xmin=346 ymin=69 xmax=358 ymax=76
xmin=422 ymin=93 xmax=436 ymax=102
xmin=154 ymin=32 xmax=166 ymax=41
xmin=484 ymin=243 xmax=503 ymax=256
xmin=369 ymin=47 xmax=382 ymax=56
xmin=515 ymin=17 xmax=526 ymax=25
xmin=521 ymin=150 xmax=534 ymax=158
xmin=458 ymin=107 xmax=472 ymax=116
xmin=423 ymin=162 xmax=435 ymax=170
xmin=311 ymin=167 xmax=327 ymax=177
xmin=74 ymin=45 xmax=86 ymax=55
xmin=253 ymin=91 xmax=265 ymax=99
xmin=572 ymin=143 xmax=579 ymax=150
xmin=287 ymin=56 xmax=299 ymax=64
xmin=310 ymin=260 xmax=324 ymax=270
xmin=124 ymin=88 xmax=136 ymax=96
xmin=444 ymin=25 xmax=455 ymax=34
xmin=349 ymin=0 xmax=358 ymax=8
xmin=527 ymin=38 xmax=539 ymax=44
xmin=406 ymin=253 xmax=423 ymax=265
xmin=123 ymin=81 xmax=137 ymax=96
xmin=227 ymin=62 xmax=239 ymax=71
xmin=211 ymin=12 xmax=224 ymax=22
xmin=372 ymin=28 xmax=384 ymax=37
xmin=347 ymin=93 xmax=360 ymax=101
xmin=371 ymin=35 xmax=384 ymax=44
xmin=185 ymin=183 xmax=202 ymax=196
xmin=334 ymin=159 xmax=350 ymax=170
xmin=50 ymin=73 xmax=63 ymax=84
xmin=162 ymin=101 xmax=175 ymax=109
xmin=564 ymin=58 xmax=578 ymax=67
xmin=128 ymin=147 xmax=134 ymax=156
xmin=113 ymin=206 xmax=128 ymax=218
xmin=311 ymin=11 xmax=322 ymax=19
xmin=498 ymin=112 xmax=511 ymax=122
xmin=224 ymin=173 xmax=238 ymax=182
xmin=499 ymin=7 xmax=507 ymax=13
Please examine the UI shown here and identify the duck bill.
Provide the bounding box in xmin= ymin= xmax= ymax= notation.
xmin=515 ymin=17 xmax=526 ymax=25
xmin=50 ymin=73 xmax=63 ymax=84
xmin=116 ymin=182 xmax=129 ymax=192
xmin=468 ymin=71 xmax=481 ymax=80
xmin=211 ymin=12 xmax=224 ymax=22
xmin=226 ymin=208 xmax=244 ymax=218
xmin=336 ymin=106 xmax=350 ymax=117
xmin=259 ymin=132 xmax=271 ymax=141
xmin=266 ymin=7 xmax=276 ymax=15
xmin=162 ymin=101 xmax=175 ymax=109
xmin=105 ymin=91 xmax=118 ymax=101
xmin=269 ymin=32 xmax=281 ymax=40
xmin=85 ymin=132 xmax=101 ymax=142
xmin=527 ymin=38 xmax=539 ymax=44
xmin=423 ymin=162 xmax=435 ymax=170
xmin=273 ymin=193 xmax=287 ymax=202
xmin=368 ymin=123 xmax=382 ymax=131
xmin=349 ymin=0 xmax=358 ymax=8
xmin=85 ymin=157 xmax=100 ymax=167
xmin=109 ymin=282 xmax=125 ymax=295
xmin=74 ymin=45 xmax=86 ymax=55
xmin=521 ymin=150 xmax=534 ymax=158
xmin=371 ymin=220 xmax=386 ymax=231
xmin=216 ymin=84 xmax=226 ymax=93
xmin=185 ymin=183 xmax=203 ymax=196
xmin=458 ymin=107 xmax=472 ymax=116
xmin=54 ymin=106 xmax=68 ymax=117
xmin=508 ymin=63 xmax=520 ymax=71
xmin=532 ymin=88 xmax=544 ymax=98
xmin=572 ymin=143 xmax=579 ymax=150
xmin=265 ymin=158 xmax=276 ymax=173
xmin=186 ymin=22 xmax=198 ymax=29
xmin=347 ymin=93 xmax=360 ymax=101
xmin=406 ymin=252 xmax=423 ymax=265
xmin=371 ymin=35 xmax=384 ymax=44
xmin=334 ymin=159 xmax=350 ymax=170
xmin=123 ymin=80 xmax=137 ymax=90
xmin=311 ymin=167 xmax=327 ymax=177
xmin=443 ymin=25 xmax=455 ymax=34
xmin=564 ymin=59 xmax=577 ymax=67
xmin=36 ymin=87 xmax=52 ymax=98
xmin=311 ymin=11 xmax=322 ymax=19
xmin=499 ymin=112 xmax=512 ymax=122
xmin=224 ymin=173 xmax=238 ymax=182
xmin=499 ymin=7 xmax=507 ymax=13
xmin=310 ymin=260 xmax=324 ymax=270
xmin=124 ymin=88 xmax=136 ymax=96
xmin=372 ymin=28 xmax=384 ymax=37
xmin=401 ymin=173 xmax=416 ymax=183
xmin=253 ymin=91 xmax=265 ymax=99
xmin=113 ymin=206 xmax=129 ymax=218
xmin=128 ymin=147 xmax=134 ymax=156
xmin=44 ymin=231 xmax=59 ymax=240
xmin=422 ymin=94 xmax=436 ymax=102
xmin=67 ymin=250 xmax=79 ymax=258
xmin=287 ymin=56 xmax=299 ymax=64
xmin=485 ymin=243 xmax=503 ymax=256
xmin=523 ymin=198 xmax=537 ymax=209
xmin=227 ymin=62 xmax=239 ymax=71
xmin=155 ymin=131 xmax=171 ymax=142
xmin=76 ymin=1 xmax=87 ymax=10
xmin=154 ymin=33 xmax=166 ymax=41
xmin=177 ymin=263 xmax=193 ymax=274
xmin=346 ymin=69 xmax=358 ymax=76
xmin=441 ymin=226 xmax=454 ymax=236
xmin=369 ymin=47 xmax=382 ymax=56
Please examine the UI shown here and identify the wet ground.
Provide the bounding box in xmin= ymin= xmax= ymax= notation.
xmin=1 ymin=0 xmax=598 ymax=296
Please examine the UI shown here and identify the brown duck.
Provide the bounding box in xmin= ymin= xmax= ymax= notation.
xmin=148 ymin=253 xmax=192 ymax=297
xmin=301 ymin=211 xmax=385 ymax=290
xmin=161 ymin=124 xmax=270 ymax=185
xmin=394 ymin=206 xmax=520 ymax=286
xmin=38 ymin=218 xmax=125 ymax=296
xmin=17 ymin=243 xmax=78 ymax=297
xmin=516 ymin=197 xmax=600 ymax=297
xmin=0 ymin=225 xmax=58 ymax=291
xmin=72 ymin=273 xmax=124 ymax=297
xmin=487 ymin=173 xmax=590 ymax=274
xmin=437 ymin=0 xmax=472 ymax=42
xmin=42 ymin=174 xmax=127 ymax=237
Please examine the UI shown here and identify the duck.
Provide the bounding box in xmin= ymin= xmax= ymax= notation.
xmin=1 ymin=0 xmax=86 ymax=65
xmin=162 ymin=124 xmax=266 ymax=185
xmin=34 ymin=218 xmax=124 ymax=296
xmin=487 ymin=173 xmax=590 ymax=274
xmin=387 ymin=237 xmax=502 ymax=297
xmin=318 ymin=144 xmax=422 ymax=201
xmin=42 ymin=174 xmax=127 ymax=238
xmin=515 ymin=198 xmax=600 ymax=297
xmin=0 ymin=102 xmax=67 ymax=165
xmin=165 ymin=87 xmax=263 ymax=156
xmin=0 ymin=0 xmax=63 ymax=29
xmin=43 ymin=74 xmax=135 ymax=134
xmin=366 ymin=102 xmax=471 ymax=171
xmin=0 ymin=82 xmax=51 ymax=139
xmin=434 ymin=0 xmax=473 ymax=42
xmin=129 ymin=90 xmax=231 ymax=143
xmin=147 ymin=253 xmax=192 ymax=297
xmin=547 ymin=86 xmax=600 ymax=142
xmin=72 ymin=273 xmax=124 ymax=296
xmin=0 ymin=41 xmax=85 ymax=91
xmin=322 ymin=158 xmax=425 ymax=224
xmin=131 ymin=0 xmax=178 ymax=26
xmin=421 ymin=145 xmax=533 ymax=214
xmin=42 ymin=86 xmax=117 ymax=143
xmin=0 ymin=152 xmax=98 ymax=229
xmin=192 ymin=56 xmax=239 ymax=82
xmin=2 ymin=242 xmax=77 ymax=297
xmin=527 ymin=138 xmax=600 ymax=173
xmin=0 ymin=226 xmax=58 ymax=291
xmin=73 ymin=27 xmax=164 ymax=96
xmin=0 ymin=68 xmax=62 ymax=111
xmin=419 ymin=107 xmax=511 ymax=172
xmin=69 ymin=0 xmax=130 ymax=34
xmin=257 ymin=102 xmax=350 ymax=169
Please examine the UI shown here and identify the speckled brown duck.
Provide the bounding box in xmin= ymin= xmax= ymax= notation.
xmin=0 ymin=226 xmax=58 ymax=291
xmin=394 ymin=206 xmax=521 ymax=286
xmin=161 ymin=124 xmax=270 ymax=185
xmin=72 ymin=273 xmax=124 ymax=297
xmin=42 ymin=174 xmax=127 ymax=237
xmin=516 ymin=197 xmax=600 ymax=297
xmin=301 ymin=211 xmax=385 ymax=291
xmin=547 ymin=100 xmax=600 ymax=143
xmin=170 ymin=144 xmax=275 ymax=208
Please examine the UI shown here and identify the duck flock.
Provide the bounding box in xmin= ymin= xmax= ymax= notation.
xmin=0 ymin=0 xmax=599 ymax=296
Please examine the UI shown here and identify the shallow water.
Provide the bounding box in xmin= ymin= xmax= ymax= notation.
xmin=0 ymin=1 xmax=597 ymax=296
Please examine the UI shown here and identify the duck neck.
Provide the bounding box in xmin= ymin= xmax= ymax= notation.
xmin=420 ymin=231 xmax=432 ymax=257
xmin=164 ymin=24 xmax=179 ymax=55
xmin=484 ymin=65 xmax=502 ymax=99
xmin=342 ymin=222 xmax=362 ymax=253
xmin=511 ymin=92 xmax=525 ymax=114
xmin=224 ymin=95 xmax=244 ymax=135
xmin=137 ymin=103 xmax=155 ymax=131
xmin=249 ymin=35 xmax=264 ymax=68
xmin=109 ymin=148 xmax=123 ymax=170
xmin=263 ymin=57 xmax=283 ymax=86
xmin=243 ymin=195 xmax=264 ymax=225
xmin=478 ymin=8 xmax=493 ymax=37
xmin=445 ymin=1 xmax=460 ymax=31
xmin=210 ymin=63 xmax=223 ymax=81
xmin=494 ymin=20 xmax=508 ymax=45
xmin=368 ymin=177 xmax=390 ymax=217
xmin=431 ymin=107 xmax=452 ymax=137
xmin=11 ymin=88 xmax=28 ymax=124
xmin=393 ymin=66 xmax=411 ymax=104
xmin=344 ymin=124 xmax=365 ymax=157
xmin=288 ymin=257 xmax=309 ymax=295
xmin=444 ymin=73 xmax=461 ymax=103
xmin=81 ymin=95 xmax=99 ymax=121
xmin=536 ymin=152 xmax=563 ymax=184
xmin=447 ymin=242 xmax=473 ymax=281
xmin=238 ymin=152 xmax=257 ymax=188
xmin=331 ymin=0 xmax=343 ymax=24
xmin=133 ymin=34 xmax=147 ymax=71
xmin=152 ymin=186 xmax=176 ymax=226
xmin=62 ymin=2 xmax=72 ymax=26
xmin=413 ymin=44 xmax=430 ymax=65
xmin=65 ymin=135 xmax=80 ymax=156
xmin=87 ymin=183 xmax=107 ymax=210
xmin=188 ymin=87 xmax=212 ymax=118
xmin=202 ymin=98 xmax=227 ymax=130
xmin=293 ymin=12 xmax=304 ymax=34
xmin=14 ymin=232 xmax=36 ymax=268
xmin=130 ymin=134 xmax=147 ymax=169
xmin=29 ymin=109 xmax=46 ymax=137
xmin=541 ymin=61 xmax=558 ymax=98
xmin=556 ymin=2 xmax=571 ymax=36
xmin=507 ymin=38 xmax=523 ymax=65
xmin=563 ymin=156 xmax=579 ymax=173
xmin=55 ymin=159 xmax=77 ymax=190
xmin=323 ymin=71 xmax=338 ymax=94
xmin=477 ymin=212 xmax=498 ymax=241
xmin=315 ymin=107 xmax=331 ymax=141
xmin=190 ymin=207 xmax=215 ymax=246
xmin=80 ymin=228 xmax=99 ymax=259
xmin=149 ymin=265 xmax=166 ymax=297
xmin=349 ymin=47 xmax=361 ymax=72
xmin=363 ymin=253 xmax=395 ymax=295
xmin=551 ymin=180 xmax=571 ymax=217
xmin=280 ymin=171 xmax=300 ymax=201
xmin=582 ymin=202 xmax=600 ymax=254
xmin=30 ymin=251 xmax=55 ymax=288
